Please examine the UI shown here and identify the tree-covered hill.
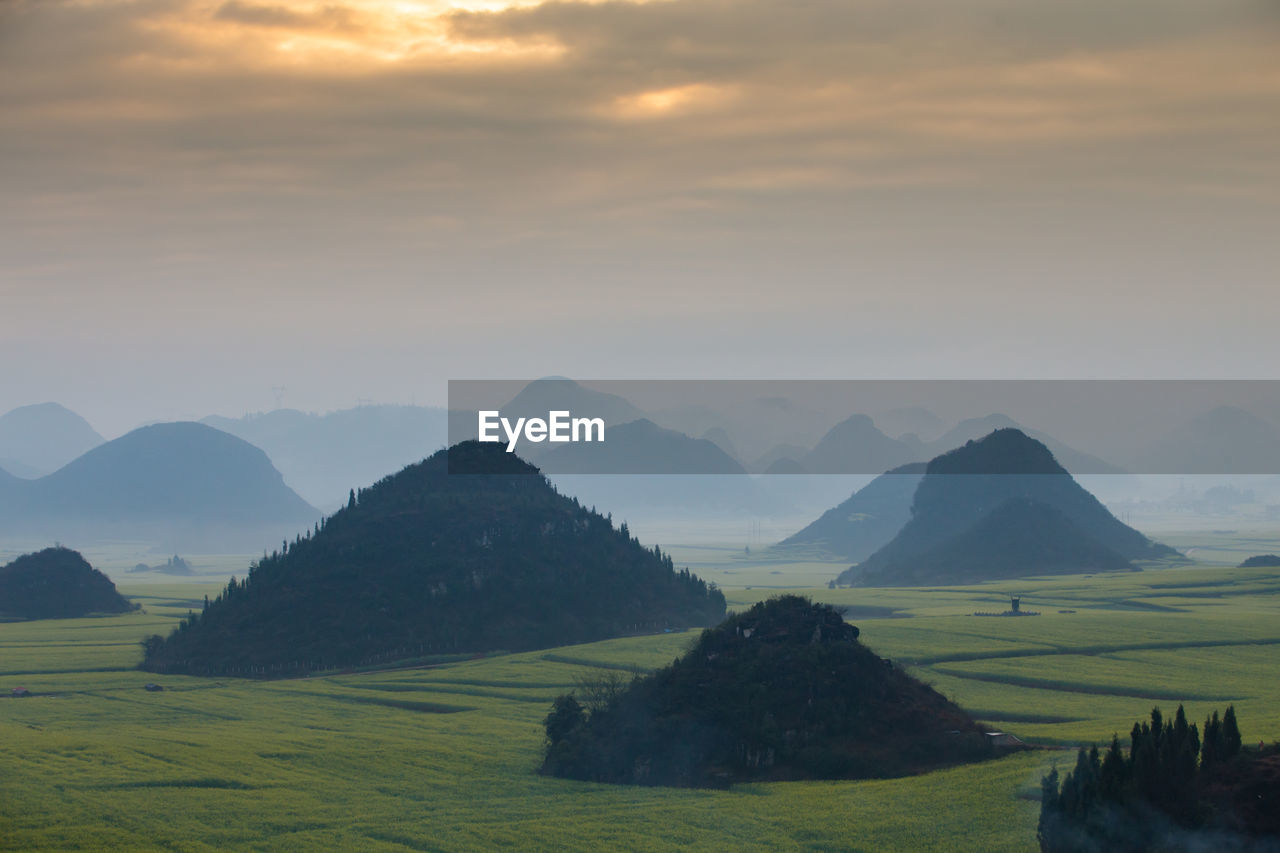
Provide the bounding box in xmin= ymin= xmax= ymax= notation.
xmin=860 ymin=498 xmax=1136 ymax=587
xmin=141 ymin=441 xmax=725 ymax=676
xmin=0 ymin=547 xmax=134 ymax=619
xmin=540 ymin=596 xmax=996 ymax=787
xmin=844 ymin=429 xmax=1176 ymax=586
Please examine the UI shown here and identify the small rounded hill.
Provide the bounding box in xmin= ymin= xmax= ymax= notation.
xmin=0 ymin=547 xmax=134 ymax=620
xmin=541 ymin=595 xmax=996 ymax=787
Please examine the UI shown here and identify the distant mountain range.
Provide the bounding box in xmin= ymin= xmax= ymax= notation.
xmin=1135 ymin=406 xmax=1280 ymax=475
xmin=799 ymin=415 xmax=919 ymax=476
xmin=650 ymin=395 xmax=833 ymax=464
xmin=0 ymin=403 xmax=104 ymax=478
xmin=454 ymin=380 xmax=1280 ymax=478
xmin=141 ymin=441 xmax=726 ymax=676
xmin=740 ymin=412 xmax=1122 ymax=476
xmin=840 ymin=429 xmax=1179 ymax=586
xmin=7 ymin=388 xmax=1277 ymax=561
xmin=752 ymin=443 xmax=812 ymax=474
xmin=873 ymin=406 xmax=948 ymax=442
xmin=542 ymin=420 xmax=787 ymax=519
xmin=700 ymin=426 xmax=741 ymax=462
xmin=540 ymin=418 xmax=746 ymax=475
xmin=500 ymin=378 xmax=645 ymax=427
xmin=0 ymin=422 xmax=317 ymax=551
xmin=202 ymin=405 xmax=447 ymax=509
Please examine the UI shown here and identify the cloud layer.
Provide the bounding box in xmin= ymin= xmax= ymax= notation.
xmin=2 ymin=0 xmax=1278 ymax=426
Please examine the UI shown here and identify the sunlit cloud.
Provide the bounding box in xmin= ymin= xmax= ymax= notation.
xmin=2 ymin=0 xmax=1276 ymax=323
xmin=609 ymin=82 xmax=733 ymax=118
xmin=119 ymin=0 xmax=572 ymax=68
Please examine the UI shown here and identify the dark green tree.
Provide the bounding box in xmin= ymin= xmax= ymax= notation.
xmin=1099 ymin=734 xmax=1127 ymax=800
xmin=1222 ymin=706 xmax=1242 ymax=759
xmin=544 ymin=694 xmax=585 ymax=745
xmin=1037 ymin=766 xmax=1062 ymax=852
xmin=1203 ymin=710 xmax=1223 ymax=768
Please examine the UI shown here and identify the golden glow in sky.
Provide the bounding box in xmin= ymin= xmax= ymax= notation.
xmin=3 ymin=0 xmax=1278 ymax=427
xmin=611 ymin=84 xmax=733 ymax=118
xmin=138 ymin=0 xmax=578 ymax=67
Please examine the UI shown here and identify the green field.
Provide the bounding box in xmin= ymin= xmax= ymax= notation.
xmin=4 ymin=560 xmax=1280 ymax=851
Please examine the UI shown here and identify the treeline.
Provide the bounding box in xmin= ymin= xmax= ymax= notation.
xmin=1038 ymin=706 xmax=1278 ymax=851
xmin=141 ymin=442 xmax=725 ymax=676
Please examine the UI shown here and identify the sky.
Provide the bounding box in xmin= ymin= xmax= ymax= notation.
xmin=2 ymin=0 xmax=1278 ymax=436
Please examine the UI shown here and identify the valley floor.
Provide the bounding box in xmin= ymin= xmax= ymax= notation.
xmin=3 ymin=558 xmax=1280 ymax=851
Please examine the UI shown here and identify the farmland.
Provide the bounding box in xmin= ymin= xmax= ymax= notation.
xmin=3 ymin=559 xmax=1280 ymax=851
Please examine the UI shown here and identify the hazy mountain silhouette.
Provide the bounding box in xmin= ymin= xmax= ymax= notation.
xmin=1239 ymin=554 xmax=1280 ymax=568
xmin=141 ymin=441 xmax=725 ymax=676
xmin=751 ymin=443 xmax=811 ymax=473
xmin=0 ymin=547 xmax=134 ymax=619
xmin=0 ymin=457 xmax=45 ymax=479
xmin=801 ymin=415 xmax=918 ymax=475
xmin=0 ymin=403 xmax=104 ymax=477
xmin=652 ymin=396 xmax=832 ymax=464
xmin=700 ymin=427 xmax=742 ymax=464
xmin=843 ymin=429 xmax=1176 ymax=586
xmin=875 ymin=406 xmax=947 ymax=442
xmin=779 ymin=463 xmax=925 ymax=561
xmin=539 ymin=418 xmax=747 ymax=474
xmin=762 ymin=457 xmax=808 ymax=475
xmin=540 ymin=596 xmax=994 ymax=787
xmin=0 ymin=422 xmax=317 ymax=550
xmin=501 ymin=378 xmax=645 ymax=427
xmin=203 ymin=404 xmax=447 ymax=508
xmin=1136 ymin=406 xmax=1280 ymax=474
xmin=926 ymin=414 xmax=1124 ymax=475
xmin=28 ymin=423 xmax=316 ymax=523
xmin=536 ymin=419 xmax=766 ymax=517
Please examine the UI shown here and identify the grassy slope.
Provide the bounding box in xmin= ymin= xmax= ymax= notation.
xmin=2 ymin=564 xmax=1279 ymax=851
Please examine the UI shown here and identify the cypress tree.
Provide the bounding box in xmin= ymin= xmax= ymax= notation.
xmin=1037 ymin=766 xmax=1061 ymax=853
xmin=1132 ymin=719 xmax=1158 ymax=800
xmin=1222 ymin=706 xmax=1242 ymax=758
xmin=1099 ymin=734 xmax=1127 ymax=801
xmin=1203 ymin=710 xmax=1222 ymax=768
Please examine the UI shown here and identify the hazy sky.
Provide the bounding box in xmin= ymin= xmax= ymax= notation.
xmin=3 ymin=0 xmax=1278 ymax=436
